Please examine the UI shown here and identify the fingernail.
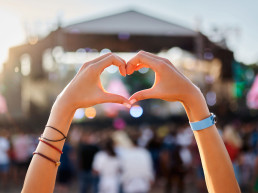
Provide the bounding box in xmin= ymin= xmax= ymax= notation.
xmin=130 ymin=99 xmax=136 ymax=104
xmin=123 ymin=103 xmax=131 ymax=108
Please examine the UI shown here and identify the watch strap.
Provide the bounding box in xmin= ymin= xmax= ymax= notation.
xmin=190 ymin=113 xmax=216 ymax=131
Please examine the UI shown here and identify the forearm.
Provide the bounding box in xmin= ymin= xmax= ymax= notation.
xmin=182 ymin=90 xmax=241 ymax=193
xmin=21 ymin=99 xmax=75 ymax=193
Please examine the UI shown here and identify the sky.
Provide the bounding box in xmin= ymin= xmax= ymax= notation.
xmin=0 ymin=0 xmax=258 ymax=69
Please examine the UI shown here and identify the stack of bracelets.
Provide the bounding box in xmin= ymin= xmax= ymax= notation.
xmin=33 ymin=125 xmax=67 ymax=167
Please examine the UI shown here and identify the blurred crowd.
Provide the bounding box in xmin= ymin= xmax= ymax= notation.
xmin=0 ymin=120 xmax=257 ymax=193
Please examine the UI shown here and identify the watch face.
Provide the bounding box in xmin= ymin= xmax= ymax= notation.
xmin=211 ymin=113 xmax=217 ymax=123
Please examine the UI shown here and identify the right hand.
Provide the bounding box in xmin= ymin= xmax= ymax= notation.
xmin=56 ymin=53 xmax=130 ymax=111
xmin=126 ymin=51 xmax=202 ymax=105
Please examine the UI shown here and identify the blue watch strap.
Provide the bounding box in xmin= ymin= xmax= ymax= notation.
xmin=190 ymin=113 xmax=216 ymax=131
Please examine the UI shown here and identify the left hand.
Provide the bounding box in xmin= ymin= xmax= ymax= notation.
xmin=56 ymin=53 xmax=131 ymax=111
xmin=126 ymin=51 xmax=201 ymax=104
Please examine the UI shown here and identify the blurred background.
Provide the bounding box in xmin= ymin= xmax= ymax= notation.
xmin=0 ymin=0 xmax=257 ymax=193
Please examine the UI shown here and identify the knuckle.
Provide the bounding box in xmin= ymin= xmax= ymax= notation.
xmin=163 ymin=58 xmax=171 ymax=64
xmin=136 ymin=93 xmax=144 ymax=100
xmin=138 ymin=50 xmax=145 ymax=56
xmin=138 ymin=50 xmax=144 ymax=54
xmin=108 ymin=54 xmax=115 ymax=61
xmin=157 ymin=59 xmax=165 ymax=66
xmin=81 ymin=62 xmax=89 ymax=70
xmin=87 ymin=64 xmax=97 ymax=72
xmin=104 ymin=52 xmax=112 ymax=57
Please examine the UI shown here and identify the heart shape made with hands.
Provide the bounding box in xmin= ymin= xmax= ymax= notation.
xmin=77 ymin=50 xmax=195 ymax=111
xmin=99 ymin=52 xmax=163 ymax=108
xmin=101 ymin=51 xmax=160 ymax=108
xmin=102 ymin=63 xmax=154 ymax=104
xmin=98 ymin=51 xmax=158 ymax=108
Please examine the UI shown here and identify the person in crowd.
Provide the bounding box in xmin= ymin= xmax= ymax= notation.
xmin=238 ymin=148 xmax=255 ymax=193
xmin=160 ymin=128 xmax=185 ymax=193
xmin=0 ymin=129 xmax=10 ymax=189
xmin=12 ymin=131 xmax=33 ymax=183
xmin=78 ymin=131 xmax=99 ymax=193
xmin=118 ymin=133 xmax=154 ymax=193
xmin=93 ymin=137 xmax=121 ymax=193
xmin=254 ymin=155 xmax=258 ymax=192
xmin=146 ymin=131 xmax=162 ymax=179
xmin=223 ymin=125 xmax=242 ymax=162
xmin=56 ymin=141 xmax=75 ymax=193
xmin=223 ymin=125 xmax=243 ymax=182
xmin=190 ymin=136 xmax=207 ymax=193
xmin=21 ymin=51 xmax=241 ymax=193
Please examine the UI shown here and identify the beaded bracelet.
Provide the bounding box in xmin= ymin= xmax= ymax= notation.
xmin=39 ymin=137 xmax=63 ymax=154
xmin=33 ymin=152 xmax=61 ymax=166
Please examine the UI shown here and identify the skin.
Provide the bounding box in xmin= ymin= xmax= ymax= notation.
xmin=21 ymin=51 xmax=241 ymax=193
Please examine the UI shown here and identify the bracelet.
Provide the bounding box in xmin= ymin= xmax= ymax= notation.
xmin=189 ymin=113 xmax=216 ymax=131
xmin=41 ymin=125 xmax=67 ymax=142
xmin=39 ymin=137 xmax=63 ymax=154
xmin=33 ymin=152 xmax=61 ymax=166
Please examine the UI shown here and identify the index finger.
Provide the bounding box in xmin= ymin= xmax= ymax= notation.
xmin=126 ymin=51 xmax=161 ymax=75
xmin=95 ymin=53 xmax=127 ymax=76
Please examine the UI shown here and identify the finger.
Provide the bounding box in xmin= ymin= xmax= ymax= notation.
xmin=102 ymin=93 xmax=131 ymax=108
xmin=139 ymin=51 xmax=172 ymax=66
xmin=142 ymin=51 xmax=182 ymax=75
xmin=78 ymin=52 xmax=112 ymax=73
xmin=129 ymin=51 xmax=183 ymax=79
xmin=127 ymin=51 xmax=160 ymax=75
xmin=118 ymin=57 xmax=127 ymax=76
xmin=134 ymin=63 xmax=149 ymax=72
xmin=129 ymin=88 xmax=156 ymax=104
xmin=96 ymin=54 xmax=126 ymax=76
xmin=87 ymin=52 xmax=112 ymax=66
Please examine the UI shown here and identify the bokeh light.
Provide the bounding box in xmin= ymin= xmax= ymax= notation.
xmin=74 ymin=108 xmax=85 ymax=120
xmin=100 ymin=48 xmax=111 ymax=55
xmin=113 ymin=118 xmax=126 ymax=130
xmin=203 ymin=51 xmax=214 ymax=60
xmin=206 ymin=91 xmax=217 ymax=106
xmin=118 ymin=33 xmax=130 ymax=40
xmin=138 ymin=67 xmax=149 ymax=74
xmin=20 ymin=54 xmax=31 ymax=76
xmin=76 ymin=48 xmax=86 ymax=54
xmin=85 ymin=107 xmax=97 ymax=119
xmin=0 ymin=94 xmax=8 ymax=114
xmin=130 ymin=105 xmax=143 ymax=118
xmin=105 ymin=65 xmax=119 ymax=74
xmin=14 ymin=67 xmax=19 ymax=73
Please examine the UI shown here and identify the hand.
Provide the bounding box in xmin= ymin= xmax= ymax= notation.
xmin=126 ymin=51 xmax=201 ymax=105
xmin=56 ymin=53 xmax=131 ymax=111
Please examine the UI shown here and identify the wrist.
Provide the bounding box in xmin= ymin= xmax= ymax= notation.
xmin=46 ymin=98 xmax=76 ymax=137
xmin=54 ymin=95 xmax=77 ymax=113
xmin=182 ymin=89 xmax=210 ymax=122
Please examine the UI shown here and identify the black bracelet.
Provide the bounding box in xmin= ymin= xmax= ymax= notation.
xmin=41 ymin=125 xmax=67 ymax=142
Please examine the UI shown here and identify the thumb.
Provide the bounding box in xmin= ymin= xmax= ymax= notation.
xmin=129 ymin=88 xmax=155 ymax=105
xmin=102 ymin=93 xmax=131 ymax=108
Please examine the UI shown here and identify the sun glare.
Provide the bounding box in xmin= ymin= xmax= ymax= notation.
xmin=0 ymin=8 xmax=25 ymax=71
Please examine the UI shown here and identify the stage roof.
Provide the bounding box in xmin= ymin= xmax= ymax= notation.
xmin=63 ymin=10 xmax=197 ymax=37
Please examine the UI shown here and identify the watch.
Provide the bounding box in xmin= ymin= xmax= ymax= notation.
xmin=189 ymin=113 xmax=216 ymax=131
